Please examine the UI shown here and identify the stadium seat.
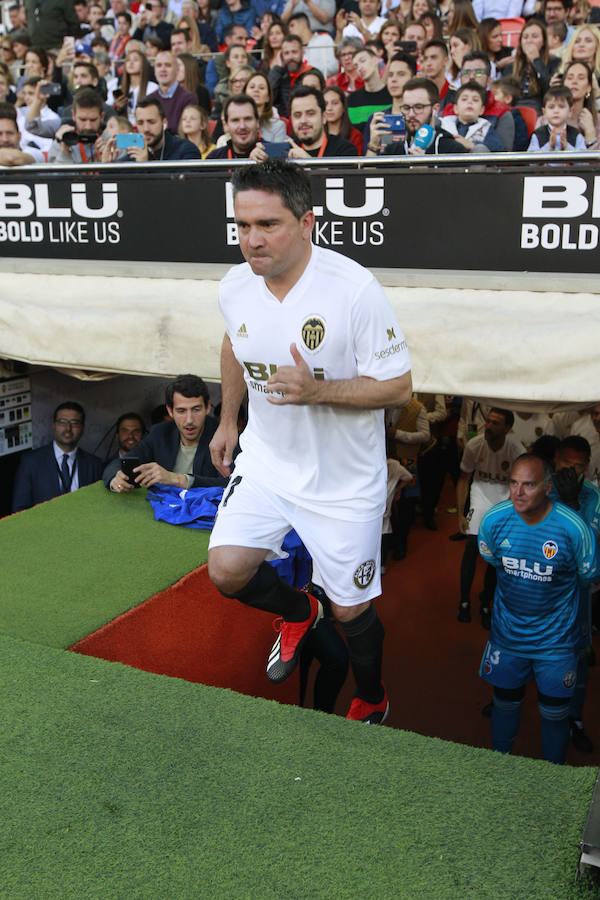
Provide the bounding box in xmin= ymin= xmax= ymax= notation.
xmin=515 ymin=104 xmax=538 ymax=137
xmin=499 ymin=16 xmax=525 ymax=47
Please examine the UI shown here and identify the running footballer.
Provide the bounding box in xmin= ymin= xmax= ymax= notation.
xmin=208 ymin=160 xmax=412 ymax=724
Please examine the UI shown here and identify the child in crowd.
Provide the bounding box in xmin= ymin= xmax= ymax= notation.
xmin=547 ymin=21 xmax=568 ymax=59
xmin=527 ymin=84 xmax=587 ymax=151
xmin=491 ymin=76 xmax=520 ymax=107
xmin=440 ymin=82 xmax=504 ymax=151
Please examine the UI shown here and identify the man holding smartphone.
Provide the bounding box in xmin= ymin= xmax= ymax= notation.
xmin=102 ymin=97 xmax=201 ymax=161
xmin=105 ymin=375 xmax=225 ymax=492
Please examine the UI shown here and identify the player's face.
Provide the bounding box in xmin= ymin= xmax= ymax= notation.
xmin=484 ymin=412 xmax=508 ymax=443
xmin=52 ymin=408 xmax=84 ymax=452
xmin=510 ymin=458 xmax=551 ymax=517
xmin=234 ymin=189 xmax=314 ymax=282
xmin=167 ymin=392 xmax=209 ymax=446
xmin=117 ymin=418 xmax=144 ymax=453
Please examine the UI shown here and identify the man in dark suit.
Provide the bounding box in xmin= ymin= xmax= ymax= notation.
xmin=104 ymin=374 xmax=226 ymax=492
xmin=12 ymin=401 xmax=104 ymax=512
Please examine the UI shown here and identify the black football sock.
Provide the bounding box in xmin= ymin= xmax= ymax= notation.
xmin=340 ymin=605 xmax=385 ymax=705
xmin=224 ymin=561 xmax=311 ymax=621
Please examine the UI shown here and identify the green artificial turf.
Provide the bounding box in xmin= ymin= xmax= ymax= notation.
xmin=1 ymin=631 xmax=598 ymax=900
xmin=1 ymin=483 xmax=209 ymax=648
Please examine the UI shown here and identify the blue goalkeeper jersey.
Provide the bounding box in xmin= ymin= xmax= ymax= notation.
xmin=478 ymin=499 xmax=600 ymax=658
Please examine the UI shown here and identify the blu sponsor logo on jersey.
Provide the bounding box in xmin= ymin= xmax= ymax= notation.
xmin=0 ymin=182 xmax=121 ymax=245
xmin=502 ymin=556 xmax=553 ymax=581
xmin=521 ymin=175 xmax=600 ymax=251
xmin=225 ymin=178 xmax=386 ymax=248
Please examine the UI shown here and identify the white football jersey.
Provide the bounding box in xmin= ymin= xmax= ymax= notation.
xmin=461 ymin=433 xmax=525 ymax=534
xmin=219 ymin=244 xmax=411 ymax=521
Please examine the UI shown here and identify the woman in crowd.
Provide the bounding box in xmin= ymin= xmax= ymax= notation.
xmin=296 ymin=67 xmax=326 ymax=92
xmin=411 ymin=0 xmax=436 ymax=20
xmin=448 ymin=27 xmax=481 ymax=85
xmin=175 ymin=15 xmax=204 ymax=54
xmin=420 ymin=11 xmax=445 ymax=41
xmin=179 ymin=104 xmax=216 ymax=157
xmin=323 ymin=85 xmax=363 ymax=152
xmin=447 ymin=0 xmax=479 ymax=36
xmin=504 ymin=19 xmax=559 ymax=111
xmin=244 ymin=70 xmax=287 ymax=140
xmin=260 ymin=20 xmax=286 ymax=72
xmin=562 ymin=59 xmax=600 ymax=147
xmin=560 ymin=24 xmax=600 ymax=79
xmin=478 ymin=17 xmax=514 ymax=77
xmin=176 ymin=52 xmax=211 ymax=113
xmin=112 ymin=48 xmax=157 ymax=124
xmin=379 ymin=19 xmax=404 ymax=64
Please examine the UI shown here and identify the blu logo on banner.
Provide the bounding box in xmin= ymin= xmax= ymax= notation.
xmin=521 ymin=175 xmax=600 ymax=251
xmin=0 ymin=182 xmax=121 ymax=245
xmin=225 ymin=177 xmax=386 ymax=247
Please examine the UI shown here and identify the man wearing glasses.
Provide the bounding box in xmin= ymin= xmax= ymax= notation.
xmin=441 ymin=51 xmax=516 ymax=151
xmin=12 ymin=402 xmax=103 ymax=512
xmin=366 ymin=77 xmax=464 ymax=156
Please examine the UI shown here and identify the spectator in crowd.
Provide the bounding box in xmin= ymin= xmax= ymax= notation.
xmin=281 ymin=0 xmax=335 ymax=33
xmin=13 ymin=402 xmax=103 ymax=512
xmin=379 ymin=18 xmax=403 ymax=65
xmin=414 ymin=393 xmax=451 ymax=531
xmin=145 ymin=35 xmax=165 ymax=59
xmin=548 ymin=21 xmax=569 ymax=58
xmin=326 ymin=37 xmax=365 ymax=93
xmin=61 ymin=60 xmax=116 ymax=121
xmin=527 ymin=84 xmax=587 ymax=149
xmin=447 ymin=27 xmax=481 ymax=88
xmin=6 ymin=3 xmax=27 ymax=33
xmin=444 ymin=51 xmax=517 ymax=149
xmin=586 ymin=404 xmax=600 ymax=486
xmin=104 ymin=94 xmax=202 ymax=159
xmin=16 ymin=77 xmax=61 ymax=153
xmin=48 ymin=87 xmax=106 ymax=162
xmin=206 ymin=23 xmax=248 ymax=96
xmin=385 ymin=394 xmax=430 ymax=559
xmin=457 ymin=408 xmax=524 ymax=628
xmin=215 ymin=0 xmax=255 ymax=45
xmin=147 ymin=49 xmax=196 ymax=131
xmin=176 ymin=52 xmax=211 ymax=113
xmin=260 ymin=19 xmax=287 ymax=73
xmin=477 ymin=17 xmax=514 ymax=77
xmin=362 ymin=50 xmax=415 ymax=147
xmin=175 ymin=12 xmax=218 ymax=52
xmin=478 ymin=453 xmax=599 ymax=765
xmin=112 ymin=412 xmax=146 ymax=459
xmin=0 ymin=69 xmax=14 ymax=104
xmin=337 ymin=0 xmax=387 ymax=44
xmin=367 ymin=76 xmax=465 ymax=153
xmin=472 ymin=0 xmax=523 ymax=22
xmin=544 ymin=0 xmax=575 ymax=44
xmin=287 ymin=12 xmax=337 ymax=77
xmin=323 ymin=84 xmax=364 ymax=151
xmin=0 ymin=101 xmax=43 ymax=163
xmin=10 ymin=31 xmax=32 ymax=73
xmin=441 ymin=82 xmax=505 ymax=149
xmin=447 ymin=0 xmax=479 ymax=36
xmin=559 ymin=23 xmax=600 ymax=77
xmin=421 ymin=38 xmax=451 ymax=101
xmin=420 ymin=10 xmax=445 ymax=42
xmin=504 ymin=19 xmax=560 ymax=113
xmin=347 ymin=46 xmax=392 ymax=130
xmin=133 ymin=0 xmax=174 ymax=47
xmin=109 ymin=47 xmax=158 ymax=123
xmin=244 ymin=70 xmax=287 ymax=139
xmin=269 ymin=33 xmax=311 ymax=116
xmin=109 ymin=11 xmax=133 ymax=63
xmin=284 ymin=83 xmax=358 ymax=155
xmin=561 ymin=60 xmax=600 ymax=148
xmin=549 ymin=435 xmax=600 ymax=754
xmin=402 ymin=21 xmax=427 ymax=59
xmin=105 ymin=375 xmax=225 ymax=493
xmin=206 ymin=93 xmax=262 ymax=157
xmin=213 ymin=43 xmax=252 ymax=114
xmin=178 ymin=102 xmax=216 ymax=155
xmin=23 ymin=0 xmax=79 ymax=50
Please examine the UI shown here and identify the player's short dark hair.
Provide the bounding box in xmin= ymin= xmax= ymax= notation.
xmin=116 ymin=411 xmax=145 ymax=432
xmin=166 ymin=375 xmax=210 ymax=407
xmin=54 ymin=401 xmax=85 ymax=424
xmin=543 ymin=84 xmax=574 ymax=107
xmin=72 ymin=86 xmax=103 ymax=111
xmin=224 ymin=92 xmax=259 ymax=121
xmin=558 ymin=435 xmax=591 ymax=460
xmin=137 ymin=95 xmax=165 ymax=117
xmin=402 ymin=76 xmax=439 ymax=104
xmin=456 ymin=82 xmax=487 ymax=105
xmin=0 ymin=101 xmax=17 ymax=123
xmin=117 ymin=10 xmax=132 ymax=24
xmin=283 ymin=33 xmax=303 ymax=48
xmin=531 ymin=434 xmax=560 ymax=464
xmin=512 ymin=452 xmax=553 ymax=484
xmin=462 ymin=50 xmax=491 ymax=75
xmin=489 ymin=407 xmax=514 ymax=429
xmin=389 ymin=51 xmax=417 ymax=75
xmin=290 ymin=84 xmax=325 ymax=112
xmin=231 ymin=159 xmax=313 ymax=221
xmin=423 ymin=39 xmax=448 ymax=56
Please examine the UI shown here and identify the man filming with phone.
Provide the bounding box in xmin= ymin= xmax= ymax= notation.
xmin=101 ymin=96 xmax=201 ymax=161
xmin=105 ymin=375 xmax=225 ymax=493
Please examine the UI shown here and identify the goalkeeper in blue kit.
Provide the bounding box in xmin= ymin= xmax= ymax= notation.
xmin=477 ymin=453 xmax=600 ymax=764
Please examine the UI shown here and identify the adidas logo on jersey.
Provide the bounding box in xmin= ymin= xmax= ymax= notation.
xmin=500 ymin=539 xmax=511 ymax=548
xmin=237 ymin=323 xmax=248 ymax=338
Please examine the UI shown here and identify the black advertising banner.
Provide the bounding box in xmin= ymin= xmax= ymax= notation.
xmin=0 ymin=162 xmax=598 ymax=272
